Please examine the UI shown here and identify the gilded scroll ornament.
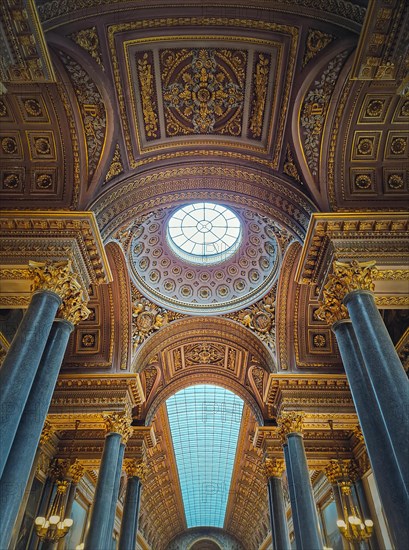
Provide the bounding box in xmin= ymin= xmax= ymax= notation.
xmin=39 ymin=420 xmax=54 ymax=445
xmin=105 ymin=143 xmax=123 ymax=183
xmin=123 ymin=458 xmax=148 ymax=482
xmin=302 ymin=29 xmax=334 ymax=67
xmin=131 ymin=285 xmax=182 ymax=353
xmin=103 ymin=412 xmax=133 ymax=441
xmin=249 ymin=53 xmax=270 ymax=138
xmin=229 ymin=287 xmax=276 ymax=350
xmin=69 ymin=27 xmax=104 ymax=69
xmin=137 ymin=53 xmax=159 ymax=138
xmin=277 ymin=411 xmax=305 ymax=436
xmin=283 ymin=144 xmax=302 ymax=183
xmin=264 ymin=457 xmax=285 ymax=478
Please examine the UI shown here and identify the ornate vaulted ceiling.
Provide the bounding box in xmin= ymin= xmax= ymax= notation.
xmin=1 ymin=0 xmax=408 ymax=548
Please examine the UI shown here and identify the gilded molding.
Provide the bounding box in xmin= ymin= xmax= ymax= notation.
xmin=277 ymin=411 xmax=305 ymax=436
xmin=39 ymin=420 xmax=54 ymax=446
xmin=264 ymin=457 xmax=285 ymax=478
xmin=123 ymin=458 xmax=148 ymax=482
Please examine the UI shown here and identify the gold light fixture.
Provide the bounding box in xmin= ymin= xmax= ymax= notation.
xmin=35 ymin=420 xmax=80 ymax=542
xmin=328 ymin=420 xmax=374 ymax=543
xmin=34 ymin=480 xmax=73 ymax=541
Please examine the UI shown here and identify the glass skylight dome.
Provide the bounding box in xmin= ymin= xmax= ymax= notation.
xmin=167 ymin=203 xmax=241 ymax=264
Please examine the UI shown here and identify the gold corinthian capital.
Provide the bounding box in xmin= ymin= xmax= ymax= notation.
xmin=123 ymin=458 xmax=148 ymax=482
xmin=264 ymin=457 xmax=285 ymax=478
xmin=103 ymin=412 xmax=133 ymax=442
xmin=29 ymin=260 xmax=90 ymax=324
xmin=316 ymin=260 xmax=377 ymax=325
xmin=277 ymin=411 xmax=305 ymax=437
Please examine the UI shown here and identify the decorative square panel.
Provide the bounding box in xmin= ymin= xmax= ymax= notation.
xmin=16 ymin=95 xmax=50 ymax=123
xmin=27 ymin=131 xmax=56 ymax=160
xmin=76 ymin=329 xmax=100 ymax=353
xmin=351 ymin=131 xmax=382 ymax=160
xmin=0 ymin=167 xmax=25 ymax=194
xmin=350 ymin=168 xmax=377 ymax=194
xmin=308 ymin=330 xmax=331 ymax=354
xmin=383 ymin=169 xmax=408 ymax=194
xmin=160 ymin=47 xmax=246 ymax=138
xmin=358 ymin=94 xmax=392 ymax=123
xmin=385 ymin=131 xmax=408 ymax=159
xmin=113 ymin=25 xmax=297 ymax=168
xmin=31 ymin=168 xmax=58 ymax=194
xmin=0 ymin=98 xmax=15 ymax=122
xmin=392 ymin=97 xmax=409 ymax=123
xmin=0 ymin=132 xmax=23 ymax=159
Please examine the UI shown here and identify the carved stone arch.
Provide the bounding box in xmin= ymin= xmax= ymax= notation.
xmin=105 ymin=241 xmax=132 ymax=372
xmin=291 ymin=38 xmax=356 ymax=209
xmin=91 ymin=162 xmax=316 ymax=242
xmin=133 ymin=316 xmax=273 ymax=424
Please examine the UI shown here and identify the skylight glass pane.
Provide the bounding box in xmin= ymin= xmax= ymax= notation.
xmin=166 ymin=385 xmax=244 ymax=528
xmin=167 ymin=203 xmax=242 ymax=265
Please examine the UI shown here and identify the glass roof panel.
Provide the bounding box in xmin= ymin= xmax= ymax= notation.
xmin=166 ymin=385 xmax=244 ymax=528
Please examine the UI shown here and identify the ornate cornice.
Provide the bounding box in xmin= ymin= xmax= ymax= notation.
xmin=0 ymin=211 xmax=112 ymax=306
xmin=295 ymin=212 xmax=409 ymax=293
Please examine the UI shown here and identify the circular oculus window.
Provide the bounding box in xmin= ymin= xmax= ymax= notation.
xmin=167 ymin=203 xmax=241 ymax=265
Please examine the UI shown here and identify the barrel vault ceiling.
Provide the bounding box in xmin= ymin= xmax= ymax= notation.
xmin=0 ymin=0 xmax=408 ymax=548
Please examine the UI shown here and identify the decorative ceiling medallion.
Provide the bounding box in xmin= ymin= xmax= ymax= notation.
xmin=115 ymin=29 xmax=296 ymax=167
xmin=161 ymin=48 xmax=246 ymax=136
xmin=122 ymin=207 xmax=285 ymax=315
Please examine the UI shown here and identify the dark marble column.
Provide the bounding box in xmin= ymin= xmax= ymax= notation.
xmin=84 ymin=414 xmax=131 ymax=550
xmin=283 ymin=443 xmax=301 ymax=550
xmin=0 ymin=290 xmax=61 ymax=477
xmin=105 ymin=443 xmax=125 ymax=542
xmin=280 ymin=412 xmax=323 ymax=550
xmin=344 ymin=289 xmax=409 ymax=493
xmin=0 ymin=319 xmax=73 ymax=550
xmin=332 ymin=319 xmax=409 ymax=548
xmin=265 ymin=458 xmax=290 ymax=550
xmin=118 ymin=459 xmax=145 ymax=550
